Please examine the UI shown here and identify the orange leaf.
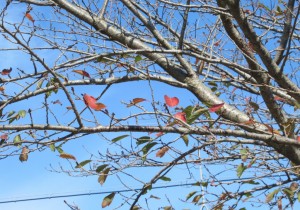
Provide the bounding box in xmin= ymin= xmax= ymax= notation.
xmin=174 ymin=112 xmax=187 ymax=123
xmin=156 ymin=146 xmax=169 ymax=158
xmin=127 ymin=98 xmax=146 ymax=107
xmin=25 ymin=13 xmax=35 ymax=23
xmin=0 ymin=86 xmax=5 ymax=92
xmin=164 ymin=95 xmax=179 ymax=107
xmin=297 ymin=136 xmax=300 ymax=142
xmin=243 ymin=119 xmax=256 ymax=125
xmin=274 ymin=96 xmax=285 ymax=102
xmin=83 ymin=94 xmax=106 ymax=111
xmin=209 ymin=103 xmax=224 ymax=112
xmin=1 ymin=67 xmax=12 ymax=75
xmin=73 ymin=70 xmax=91 ymax=78
xmin=60 ymin=153 xmax=76 ymax=160
xmin=0 ymin=134 xmax=8 ymax=140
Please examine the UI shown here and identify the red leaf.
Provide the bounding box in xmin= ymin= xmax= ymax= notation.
xmin=1 ymin=67 xmax=12 ymax=75
xmin=0 ymin=134 xmax=8 ymax=140
xmin=297 ymin=136 xmax=300 ymax=142
xmin=274 ymin=96 xmax=285 ymax=102
xmin=83 ymin=94 xmax=106 ymax=111
xmin=73 ymin=70 xmax=91 ymax=78
xmin=174 ymin=112 xmax=186 ymax=123
xmin=209 ymin=103 xmax=224 ymax=112
xmin=25 ymin=13 xmax=35 ymax=23
xmin=164 ymin=95 xmax=179 ymax=107
xmin=156 ymin=132 xmax=164 ymax=137
xmin=214 ymin=40 xmax=221 ymax=46
xmin=127 ymin=98 xmax=146 ymax=107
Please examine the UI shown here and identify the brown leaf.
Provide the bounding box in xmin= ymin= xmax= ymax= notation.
xmin=60 ymin=153 xmax=76 ymax=160
xmin=127 ymin=98 xmax=146 ymax=107
xmin=156 ymin=147 xmax=169 ymax=158
xmin=25 ymin=12 xmax=35 ymax=23
xmin=98 ymin=167 xmax=110 ymax=185
xmin=1 ymin=67 xmax=12 ymax=75
xmin=19 ymin=146 xmax=29 ymax=162
xmin=72 ymin=70 xmax=91 ymax=78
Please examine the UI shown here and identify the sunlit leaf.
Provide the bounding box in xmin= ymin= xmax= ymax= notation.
xmin=163 ymin=206 xmax=172 ymax=210
xmin=49 ymin=144 xmax=55 ymax=152
xmin=266 ymin=188 xmax=280 ymax=203
xmin=182 ymin=135 xmax=189 ymax=146
xmin=237 ymin=163 xmax=247 ymax=178
xmin=19 ymin=146 xmax=29 ymax=162
xmin=18 ymin=110 xmax=26 ymax=118
xmin=60 ymin=153 xmax=76 ymax=160
xmin=75 ymin=160 xmax=92 ymax=168
xmin=174 ymin=112 xmax=186 ymax=123
xmin=164 ymin=95 xmax=179 ymax=107
xmin=127 ymin=98 xmax=146 ymax=107
xmin=56 ymin=147 xmax=64 ymax=154
xmin=13 ymin=134 xmax=22 ymax=147
xmin=112 ymin=135 xmax=129 ymax=143
xmin=72 ymin=70 xmax=91 ymax=78
xmin=83 ymin=94 xmax=106 ymax=111
xmin=101 ymin=192 xmax=115 ymax=208
xmin=98 ymin=167 xmax=110 ymax=185
xmin=156 ymin=146 xmax=169 ymax=158
xmin=209 ymin=103 xmax=224 ymax=112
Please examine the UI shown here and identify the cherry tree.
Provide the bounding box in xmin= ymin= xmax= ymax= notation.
xmin=1 ymin=0 xmax=300 ymax=209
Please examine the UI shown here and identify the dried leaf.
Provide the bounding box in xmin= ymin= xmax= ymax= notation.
xmin=83 ymin=94 xmax=106 ymax=111
xmin=1 ymin=67 xmax=12 ymax=75
xmin=72 ymin=70 xmax=91 ymax=78
xmin=25 ymin=12 xmax=35 ymax=23
xmin=60 ymin=153 xmax=76 ymax=160
xmin=209 ymin=103 xmax=224 ymax=112
xmin=127 ymin=98 xmax=146 ymax=107
xmin=19 ymin=146 xmax=29 ymax=162
xmin=156 ymin=146 xmax=169 ymax=158
xmin=164 ymin=95 xmax=179 ymax=107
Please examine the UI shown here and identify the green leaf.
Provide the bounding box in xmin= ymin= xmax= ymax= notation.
xmin=98 ymin=167 xmax=110 ymax=185
xmin=56 ymin=147 xmax=64 ymax=154
xmin=237 ymin=163 xmax=247 ymax=178
xmin=283 ymin=188 xmax=294 ymax=206
xmin=186 ymin=191 xmax=197 ymax=201
xmin=183 ymin=106 xmax=208 ymax=124
xmin=239 ymin=208 xmax=246 ymax=210
xmin=266 ymin=188 xmax=280 ymax=203
xmin=18 ymin=110 xmax=26 ymax=118
xmin=13 ymin=134 xmax=22 ymax=146
xmin=243 ymin=180 xmax=259 ymax=185
xmin=7 ymin=111 xmax=15 ymax=118
xmin=37 ymin=78 xmax=45 ymax=89
xmin=208 ymin=81 xmax=218 ymax=87
xmin=240 ymin=148 xmax=248 ymax=162
xmin=182 ymin=135 xmax=189 ymax=146
xmin=142 ymin=142 xmax=157 ymax=155
xmin=135 ymin=55 xmax=142 ymax=63
xmin=101 ymin=192 xmax=115 ymax=208
xmin=75 ymin=160 xmax=92 ymax=168
xmin=297 ymin=191 xmax=300 ymax=202
xmin=111 ymin=135 xmax=129 ymax=143
xmin=163 ymin=206 xmax=172 ymax=210
xmin=49 ymin=144 xmax=55 ymax=152
xmin=137 ymin=136 xmax=151 ymax=145
xmin=159 ymin=176 xmax=171 ymax=182
xmin=96 ymin=164 xmax=109 ymax=173
xmin=193 ymin=181 xmax=208 ymax=187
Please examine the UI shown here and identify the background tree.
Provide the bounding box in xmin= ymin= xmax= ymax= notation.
xmin=1 ymin=0 xmax=300 ymax=209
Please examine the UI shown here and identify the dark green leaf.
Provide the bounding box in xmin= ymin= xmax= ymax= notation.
xmin=249 ymin=101 xmax=259 ymax=111
xmin=96 ymin=164 xmax=109 ymax=173
xmin=192 ymin=194 xmax=202 ymax=204
xmin=137 ymin=136 xmax=151 ymax=145
xmin=112 ymin=135 xmax=129 ymax=143
xmin=75 ymin=160 xmax=92 ymax=168
xmin=142 ymin=142 xmax=157 ymax=155
xmin=98 ymin=167 xmax=110 ymax=185
xmin=186 ymin=191 xmax=197 ymax=201
xmin=159 ymin=176 xmax=171 ymax=181
xmin=135 ymin=55 xmax=142 ymax=62
xmin=101 ymin=192 xmax=115 ymax=208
